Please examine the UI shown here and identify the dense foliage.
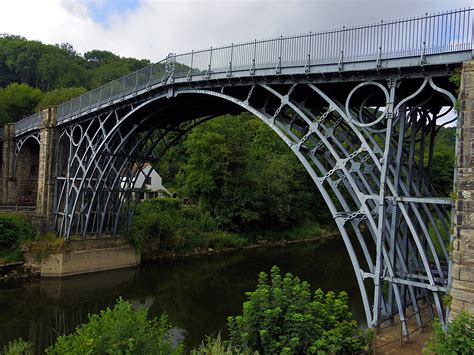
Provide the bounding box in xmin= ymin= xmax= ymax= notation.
xmin=36 ymin=87 xmax=88 ymax=111
xmin=3 ymin=338 xmax=32 ymax=355
xmin=429 ymin=127 xmax=456 ymax=196
xmin=46 ymin=298 xmax=183 ymax=355
xmin=0 ymin=35 xmax=151 ymax=90
xmin=424 ymin=311 xmax=474 ymax=355
xmin=191 ymin=334 xmax=236 ymax=355
xmin=0 ymin=83 xmax=42 ymax=125
xmin=227 ymin=266 xmax=371 ymax=354
xmin=0 ymin=34 xmax=156 ymax=124
xmin=130 ymin=197 xmax=229 ymax=252
xmin=0 ymin=213 xmax=35 ymax=262
xmin=158 ymin=114 xmax=330 ymax=233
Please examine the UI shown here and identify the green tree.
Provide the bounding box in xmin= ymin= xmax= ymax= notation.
xmin=90 ymin=62 xmax=132 ymax=87
xmin=37 ymin=50 xmax=89 ymax=90
xmin=84 ymin=49 xmax=120 ymax=66
xmin=430 ymin=127 xmax=456 ymax=196
xmin=227 ymin=266 xmax=371 ymax=354
xmin=173 ymin=114 xmax=326 ymax=231
xmin=424 ymin=311 xmax=474 ymax=355
xmin=36 ymin=87 xmax=87 ymax=110
xmin=47 ymin=298 xmax=183 ymax=355
xmin=0 ymin=213 xmax=35 ymax=262
xmin=0 ymin=83 xmax=42 ymax=124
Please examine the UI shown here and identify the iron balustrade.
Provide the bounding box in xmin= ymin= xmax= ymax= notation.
xmin=14 ymin=7 xmax=474 ymax=132
xmin=15 ymin=112 xmax=44 ymax=136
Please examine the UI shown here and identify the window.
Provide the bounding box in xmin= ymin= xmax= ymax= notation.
xmin=145 ymin=176 xmax=152 ymax=185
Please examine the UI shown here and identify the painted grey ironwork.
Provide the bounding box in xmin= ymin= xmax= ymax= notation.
xmin=15 ymin=112 xmax=44 ymax=136
xmin=4 ymin=7 xmax=472 ymax=337
xmin=10 ymin=7 xmax=471 ymax=132
xmin=50 ymin=77 xmax=457 ymax=335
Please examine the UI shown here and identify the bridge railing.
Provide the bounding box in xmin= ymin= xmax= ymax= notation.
xmin=18 ymin=8 xmax=474 ymax=129
xmin=56 ymin=59 xmax=166 ymax=123
xmin=15 ymin=112 xmax=45 ymax=136
xmin=173 ymin=8 xmax=473 ymax=77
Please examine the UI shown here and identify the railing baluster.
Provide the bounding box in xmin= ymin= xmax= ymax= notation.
xmin=13 ymin=8 xmax=474 ymax=134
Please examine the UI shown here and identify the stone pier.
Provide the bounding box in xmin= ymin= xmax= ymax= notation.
xmin=450 ymin=60 xmax=474 ymax=318
xmin=24 ymin=238 xmax=141 ymax=278
xmin=1 ymin=123 xmax=17 ymax=205
xmin=36 ymin=108 xmax=57 ymax=228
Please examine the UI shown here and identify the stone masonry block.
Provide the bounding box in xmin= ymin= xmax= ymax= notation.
xmin=451 ymin=61 xmax=474 ymax=319
xmin=463 ymin=61 xmax=474 ymax=72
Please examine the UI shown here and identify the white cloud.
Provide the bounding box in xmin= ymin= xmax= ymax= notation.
xmin=0 ymin=0 xmax=471 ymax=61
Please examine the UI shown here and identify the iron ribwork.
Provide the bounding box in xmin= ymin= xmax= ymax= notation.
xmin=13 ymin=132 xmax=40 ymax=175
xmin=49 ymin=76 xmax=456 ymax=334
xmin=4 ymin=7 xmax=471 ymax=336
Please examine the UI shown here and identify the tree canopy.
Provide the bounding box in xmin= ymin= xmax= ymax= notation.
xmin=0 ymin=34 xmax=153 ymax=123
xmin=0 ymin=83 xmax=42 ymax=125
xmin=157 ymin=114 xmax=328 ymax=232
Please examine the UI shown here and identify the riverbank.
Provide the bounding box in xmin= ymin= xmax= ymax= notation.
xmin=0 ymin=226 xmax=337 ymax=282
xmin=141 ymin=230 xmax=338 ymax=261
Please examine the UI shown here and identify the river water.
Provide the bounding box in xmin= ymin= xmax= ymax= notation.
xmin=0 ymin=237 xmax=365 ymax=353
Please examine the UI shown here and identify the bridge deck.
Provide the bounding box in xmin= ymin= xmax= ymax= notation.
xmin=2 ymin=8 xmax=472 ymax=138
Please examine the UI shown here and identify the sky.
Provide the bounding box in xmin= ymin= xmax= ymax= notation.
xmin=0 ymin=0 xmax=471 ymax=62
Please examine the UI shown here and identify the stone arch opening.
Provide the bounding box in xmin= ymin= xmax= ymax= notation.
xmin=15 ymin=136 xmax=40 ymax=206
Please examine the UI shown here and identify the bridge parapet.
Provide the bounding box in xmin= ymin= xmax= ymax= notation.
xmin=15 ymin=112 xmax=45 ymax=137
xmin=26 ymin=8 xmax=474 ymax=129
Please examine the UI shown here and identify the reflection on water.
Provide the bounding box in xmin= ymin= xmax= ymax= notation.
xmin=0 ymin=237 xmax=364 ymax=353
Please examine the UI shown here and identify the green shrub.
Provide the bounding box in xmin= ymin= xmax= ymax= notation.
xmin=424 ymin=311 xmax=474 ymax=354
xmin=0 ymin=213 xmax=35 ymax=261
xmin=130 ymin=198 xmax=218 ymax=252
xmin=3 ymin=338 xmax=32 ymax=355
xmin=227 ymin=266 xmax=371 ymax=354
xmin=46 ymin=298 xmax=183 ymax=354
xmin=208 ymin=232 xmax=248 ymax=249
xmin=191 ymin=333 xmax=238 ymax=355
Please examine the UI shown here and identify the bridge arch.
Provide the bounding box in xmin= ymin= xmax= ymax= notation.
xmin=14 ymin=134 xmax=40 ymax=206
xmin=53 ymin=76 xmax=456 ymax=332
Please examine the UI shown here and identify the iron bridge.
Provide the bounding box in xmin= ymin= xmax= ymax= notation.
xmin=7 ymin=8 xmax=474 ymax=335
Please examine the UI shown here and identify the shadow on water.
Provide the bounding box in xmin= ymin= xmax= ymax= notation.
xmin=0 ymin=237 xmax=365 ymax=353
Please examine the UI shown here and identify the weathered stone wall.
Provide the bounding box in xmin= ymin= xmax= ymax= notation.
xmin=24 ymin=238 xmax=141 ymax=277
xmin=450 ymin=60 xmax=474 ymax=318
xmin=1 ymin=123 xmax=18 ymax=205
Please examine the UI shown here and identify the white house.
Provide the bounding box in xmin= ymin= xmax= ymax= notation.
xmin=121 ymin=163 xmax=170 ymax=200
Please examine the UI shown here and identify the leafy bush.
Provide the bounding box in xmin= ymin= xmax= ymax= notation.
xmin=130 ymin=198 xmax=218 ymax=252
xmin=227 ymin=266 xmax=371 ymax=354
xmin=46 ymin=298 xmax=183 ymax=354
xmin=191 ymin=333 xmax=237 ymax=355
xmin=0 ymin=213 xmax=35 ymax=261
xmin=3 ymin=338 xmax=32 ymax=355
xmin=208 ymin=232 xmax=248 ymax=249
xmin=424 ymin=311 xmax=474 ymax=354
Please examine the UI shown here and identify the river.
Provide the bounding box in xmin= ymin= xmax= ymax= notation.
xmin=0 ymin=237 xmax=365 ymax=353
